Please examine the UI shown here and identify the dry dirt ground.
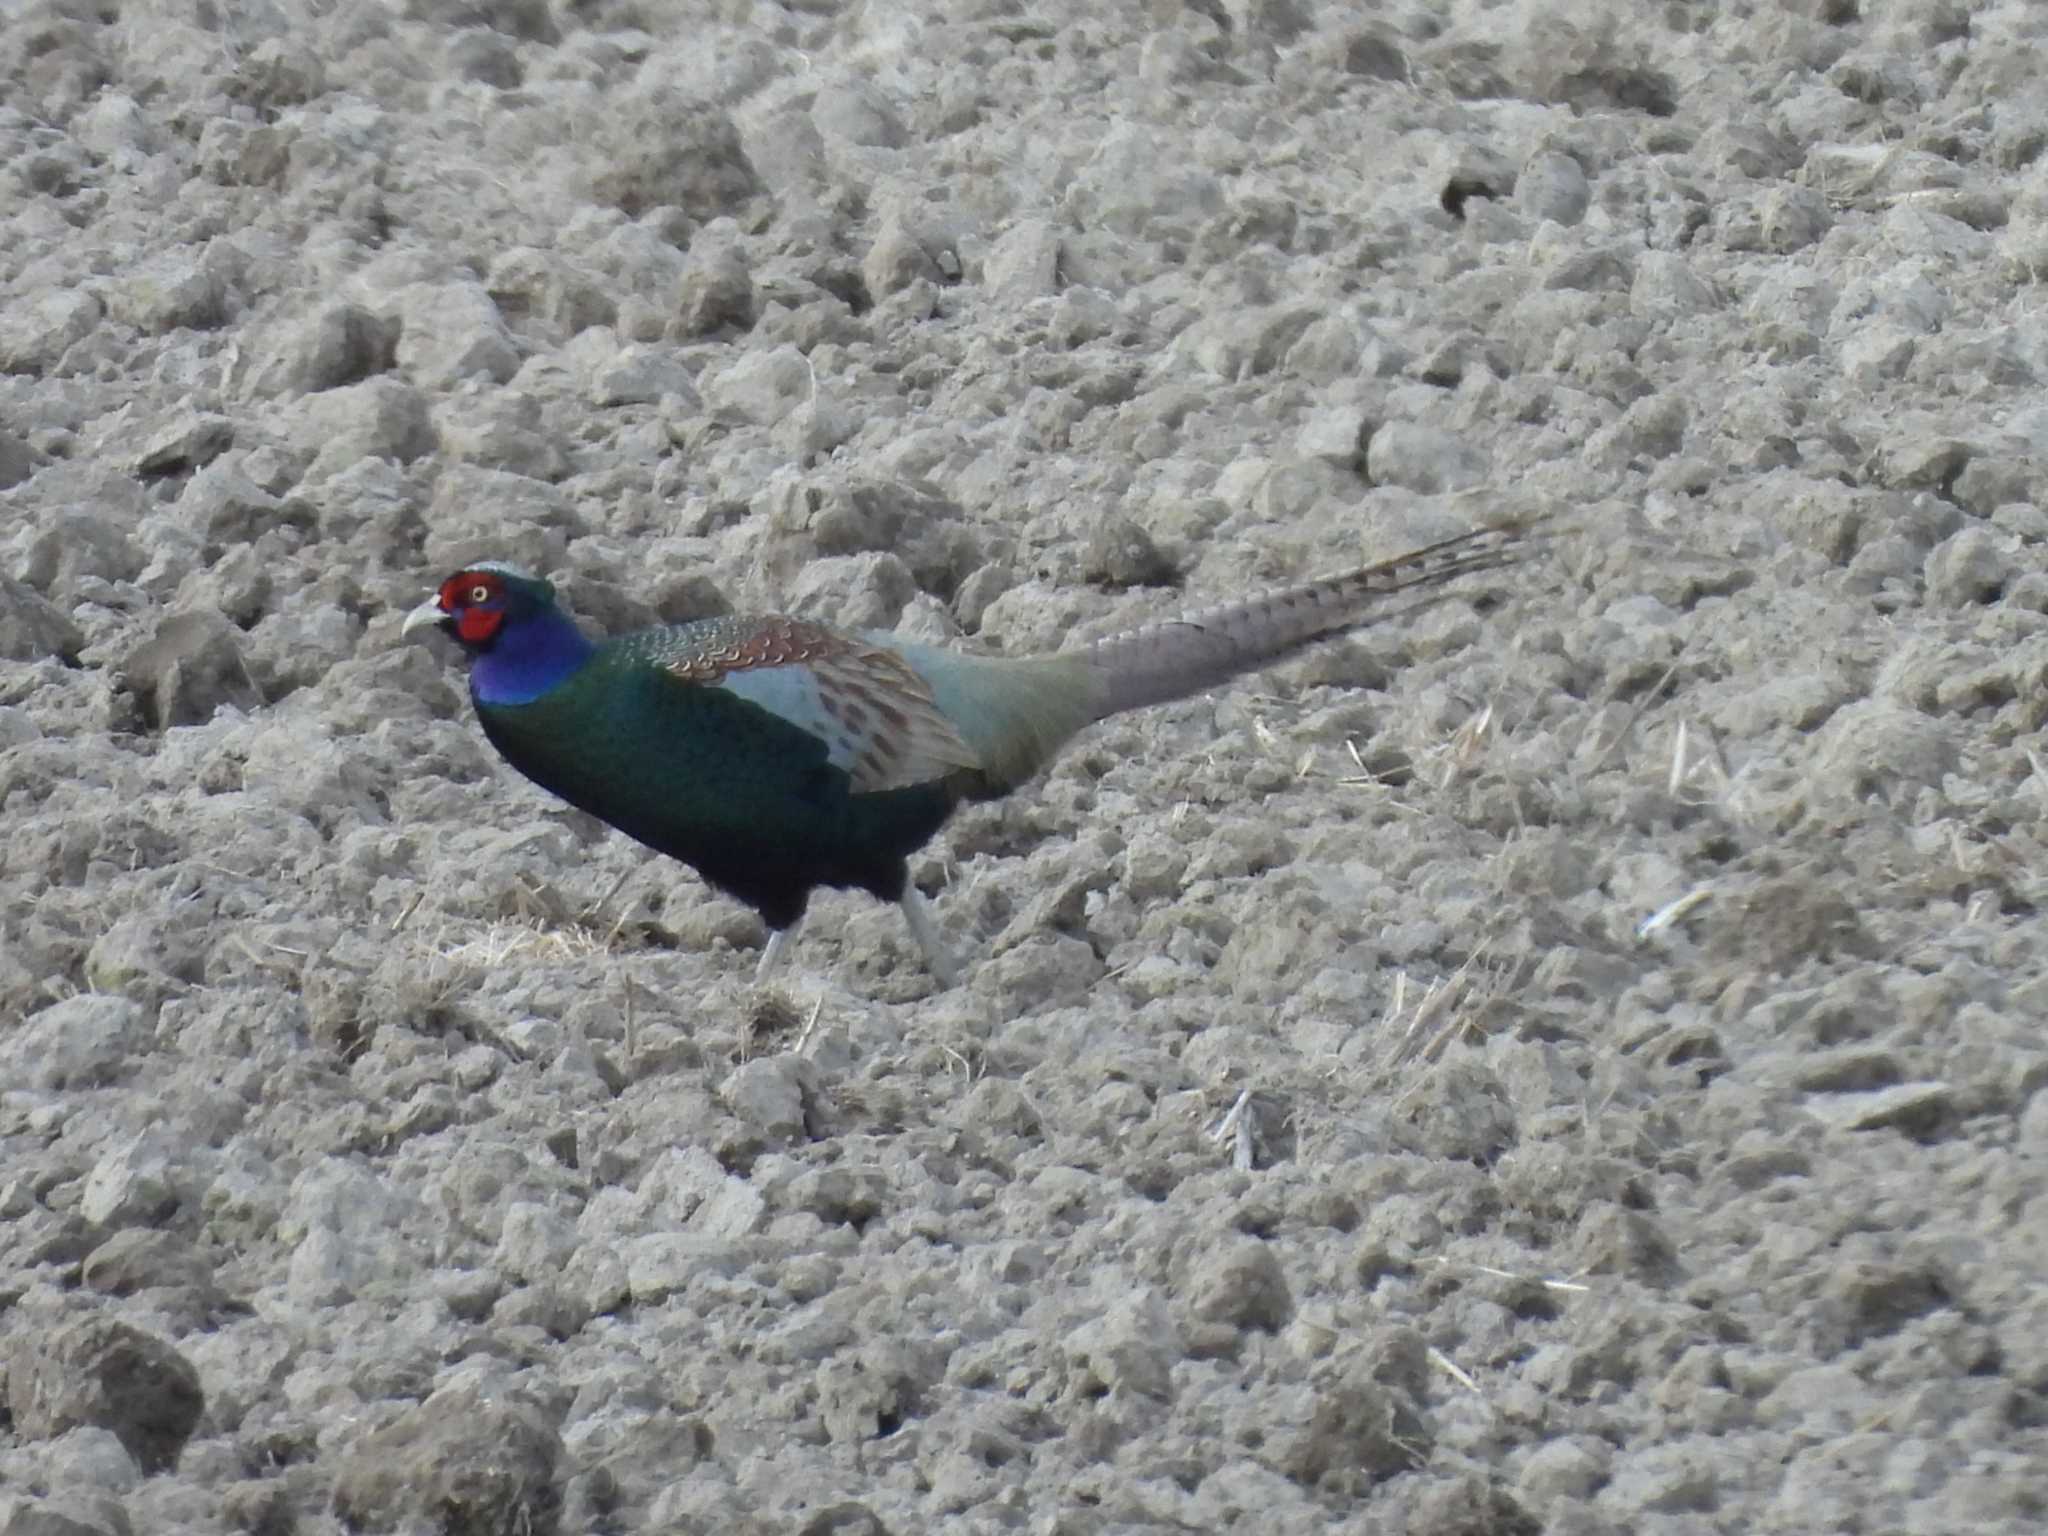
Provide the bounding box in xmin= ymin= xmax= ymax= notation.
xmin=4 ymin=1 xmax=2048 ymax=1532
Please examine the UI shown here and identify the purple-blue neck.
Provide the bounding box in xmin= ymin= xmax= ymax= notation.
xmin=470 ymin=605 xmax=595 ymax=706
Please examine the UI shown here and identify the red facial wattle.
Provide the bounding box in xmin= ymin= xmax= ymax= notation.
xmin=435 ymin=571 xmax=507 ymax=647
xmin=456 ymin=606 xmax=504 ymax=645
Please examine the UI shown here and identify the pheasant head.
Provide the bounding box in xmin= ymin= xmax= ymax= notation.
xmin=402 ymin=562 xmax=592 ymax=704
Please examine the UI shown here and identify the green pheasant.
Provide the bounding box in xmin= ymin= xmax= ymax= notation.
xmin=403 ymin=525 xmax=1524 ymax=985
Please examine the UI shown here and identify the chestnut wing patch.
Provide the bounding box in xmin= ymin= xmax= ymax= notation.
xmin=665 ymin=619 xmax=982 ymax=793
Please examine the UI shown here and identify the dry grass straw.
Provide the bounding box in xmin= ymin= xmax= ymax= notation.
xmin=1206 ymin=1088 xmax=1260 ymax=1171
xmin=1379 ymin=945 xmax=1505 ymax=1079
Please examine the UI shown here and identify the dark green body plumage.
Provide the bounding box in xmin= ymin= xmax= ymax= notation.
xmin=473 ymin=644 xmax=954 ymax=930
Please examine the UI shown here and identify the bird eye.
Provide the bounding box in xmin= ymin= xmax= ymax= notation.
xmin=469 ymin=585 xmax=491 ymax=604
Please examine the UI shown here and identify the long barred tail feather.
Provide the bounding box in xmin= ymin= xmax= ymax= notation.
xmin=1078 ymin=522 xmax=1531 ymax=722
